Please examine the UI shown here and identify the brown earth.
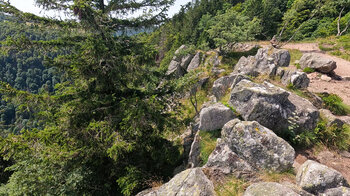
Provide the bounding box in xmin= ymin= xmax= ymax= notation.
xmin=281 ymin=43 xmax=350 ymax=106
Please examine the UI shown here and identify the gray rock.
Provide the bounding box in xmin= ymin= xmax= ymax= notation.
xmin=283 ymin=92 xmax=320 ymax=133
xmin=233 ymin=47 xmax=291 ymax=77
xmin=166 ymin=60 xmax=185 ymax=77
xmin=204 ymin=139 xmax=254 ymax=176
xmin=321 ymin=186 xmax=350 ymax=196
xmin=299 ymin=53 xmax=337 ymax=74
xmin=229 ymin=80 xmax=319 ymax=134
xmin=276 ymin=67 xmax=286 ymax=78
xmin=221 ymin=119 xmax=295 ymax=171
xmin=244 ymin=182 xmax=300 ymax=196
xmin=281 ymin=70 xmax=310 ymax=89
xmin=180 ymin=54 xmax=194 ymax=70
xmin=199 ymin=103 xmax=236 ymax=131
xmin=281 ymin=181 xmax=315 ymax=196
xmin=211 ymin=73 xmax=252 ymax=101
xmin=319 ymin=109 xmax=346 ymax=127
xmin=270 ymin=49 xmax=291 ymax=67
xmin=188 ymin=131 xmax=201 ymax=168
xmin=296 ymin=160 xmax=349 ymax=194
xmin=227 ymin=42 xmax=260 ymax=53
xmin=321 ymin=75 xmax=332 ymax=82
xmin=211 ymin=67 xmax=226 ymax=75
xmin=187 ymin=52 xmax=202 ymax=71
xmin=143 ymin=168 xmax=215 ymax=196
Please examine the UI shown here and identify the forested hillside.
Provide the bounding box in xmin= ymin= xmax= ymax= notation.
xmin=0 ymin=14 xmax=63 ymax=134
xmin=0 ymin=0 xmax=350 ymax=195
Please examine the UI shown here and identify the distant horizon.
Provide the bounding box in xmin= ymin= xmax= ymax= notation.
xmin=8 ymin=0 xmax=192 ymax=19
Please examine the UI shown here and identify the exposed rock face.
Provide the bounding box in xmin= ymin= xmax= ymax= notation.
xmin=270 ymin=49 xmax=291 ymax=67
xmin=229 ymin=80 xmax=319 ymax=134
xmin=319 ymin=109 xmax=347 ymax=127
xmin=233 ymin=48 xmax=291 ymax=77
xmin=321 ymin=186 xmax=350 ymax=196
xmin=299 ymin=53 xmax=337 ymax=74
xmin=212 ymin=74 xmax=250 ymax=100
xmin=167 ymin=45 xmax=191 ymax=77
xmin=204 ymin=139 xmax=254 ymax=176
xmin=187 ymin=52 xmax=202 ymax=71
xmin=244 ymin=182 xmax=300 ymax=196
xmin=180 ymin=54 xmax=194 ymax=70
xmin=199 ymin=103 xmax=236 ymax=131
xmin=188 ymin=131 xmax=201 ymax=168
xmin=142 ymin=168 xmax=215 ymax=196
xmin=221 ymin=119 xmax=295 ymax=171
xmin=280 ymin=69 xmax=310 ymax=89
xmin=296 ymin=160 xmax=349 ymax=194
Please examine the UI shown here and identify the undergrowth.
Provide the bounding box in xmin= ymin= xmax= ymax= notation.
xmin=288 ymin=117 xmax=350 ymax=151
xmin=215 ymin=176 xmax=249 ymax=196
xmin=319 ymin=93 xmax=350 ymax=115
xmin=199 ymin=129 xmax=221 ymax=166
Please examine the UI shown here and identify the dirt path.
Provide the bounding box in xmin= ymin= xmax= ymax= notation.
xmin=282 ymin=43 xmax=350 ymax=106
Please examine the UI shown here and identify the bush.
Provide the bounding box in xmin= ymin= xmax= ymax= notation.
xmin=302 ymin=67 xmax=315 ymax=73
xmin=319 ymin=93 xmax=350 ymax=115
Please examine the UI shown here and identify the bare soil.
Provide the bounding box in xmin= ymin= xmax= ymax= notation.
xmin=282 ymin=43 xmax=350 ymax=106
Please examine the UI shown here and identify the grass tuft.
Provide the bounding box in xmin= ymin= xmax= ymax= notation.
xmin=199 ymin=129 xmax=221 ymax=166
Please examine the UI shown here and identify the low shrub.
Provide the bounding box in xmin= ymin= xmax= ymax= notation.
xmin=319 ymin=93 xmax=350 ymax=115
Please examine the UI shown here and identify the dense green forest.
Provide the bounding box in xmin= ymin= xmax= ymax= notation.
xmin=0 ymin=0 xmax=350 ymax=195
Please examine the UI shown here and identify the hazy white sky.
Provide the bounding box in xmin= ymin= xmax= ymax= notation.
xmin=9 ymin=0 xmax=192 ymax=19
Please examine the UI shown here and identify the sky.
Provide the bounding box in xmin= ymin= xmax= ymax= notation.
xmin=9 ymin=0 xmax=192 ymax=19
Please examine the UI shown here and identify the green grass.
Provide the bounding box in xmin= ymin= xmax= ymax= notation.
xmin=288 ymin=49 xmax=303 ymax=65
xmin=319 ymin=93 xmax=350 ymax=115
xmin=303 ymin=67 xmax=315 ymax=73
xmin=199 ymin=129 xmax=221 ymax=166
xmin=291 ymin=117 xmax=350 ymax=151
xmin=215 ymin=176 xmax=249 ymax=196
xmin=316 ymin=35 xmax=350 ymax=61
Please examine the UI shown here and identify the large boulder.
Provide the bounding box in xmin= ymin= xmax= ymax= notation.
xmin=167 ymin=45 xmax=196 ymax=77
xmin=244 ymin=182 xmax=300 ymax=196
xmin=233 ymin=47 xmax=291 ymax=77
xmin=187 ymin=52 xmax=202 ymax=71
xmin=199 ymin=103 xmax=236 ymax=131
xmin=270 ymin=49 xmax=291 ymax=67
xmin=180 ymin=54 xmax=194 ymax=70
xmin=229 ymin=80 xmax=319 ymax=134
xmin=142 ymin=168 xmax=215 ymax=196
xmin=321 ymin=186 xmax=350 ymax=196
xmin=280 ymin=69 xmax=310 ymax=89
xmin=296 ymin=160 xmax=349 ymax=194
xmin=299 ymin=53 xmax=337 ymax=74
xmin=221 ymin=119 xmax=295 ymax=171
xmin=212 ymin=74 xmax=250 ymax=100
xmin=204 ymin=139 xmax=254 ymax=176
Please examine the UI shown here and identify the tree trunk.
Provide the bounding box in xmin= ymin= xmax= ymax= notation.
xmin=337 ymin=7 xmax=345 ymax=36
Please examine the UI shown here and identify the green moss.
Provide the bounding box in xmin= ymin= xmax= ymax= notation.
xmin=199 ymin=129 xmax=221 ymax=166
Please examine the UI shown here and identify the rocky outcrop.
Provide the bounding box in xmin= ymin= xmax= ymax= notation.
xmin=166 ymin=45 xmax=190 ymax=77
xmin=299 ymin=53 xmax=337 ymax=74
xmin=233 ymin=47 xmax=291 ymax=77
xmin=187 ymin=52 xmax=202 ymax=71
xmin=142 ymin=168 xmax=215 ymax=196
xmin=212 ymin=74 xmax=250 ymax=100
xmin=244 ymin=182 xmax=300 ymax=196
xmin=204 ymin=140 xmax=254 ymax=176
xmin=221 ymin=119 xmax=295 ymax=172
xmin=188 ymin=131 xmax=201 ymax=168
xmin=271 ymin=49 xmax=291 ymax=67
xmin=199 ymin=103 xmax=236 ymax=131
xmin=296 ymin=160 xmax=349 ymax=194
xmin=321 ymin=186 xmax=350 ymax=196
xmin=280 ymin=69 xmax=310 ymax=89
xmin=229 ymin=80 xmax=319 ymax=134
xmin=225 ymin=42 xmax=260 ymax=53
